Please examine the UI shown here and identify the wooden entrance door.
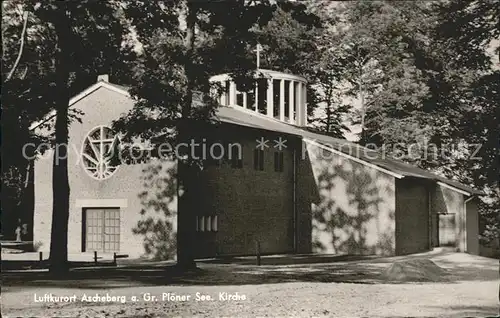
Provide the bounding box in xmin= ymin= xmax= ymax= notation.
xmin=83 ymin=208 xmax=120 ymax=253
xmin=438 ymin=213 xmax=456 ymax=246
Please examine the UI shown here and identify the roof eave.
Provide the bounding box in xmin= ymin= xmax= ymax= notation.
xmin=29 ymin=81 xmax=130 ymax=131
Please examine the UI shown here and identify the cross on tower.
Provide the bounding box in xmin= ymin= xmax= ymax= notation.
xmin=253 ymin=43 xmax=263 ymax=69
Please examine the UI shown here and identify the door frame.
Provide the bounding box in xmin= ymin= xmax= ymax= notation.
xmin=81 ymin=207 xmax=121 ymax=253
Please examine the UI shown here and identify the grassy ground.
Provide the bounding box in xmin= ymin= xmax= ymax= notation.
xmin=2 ymin=250 xmax=498 ymax=318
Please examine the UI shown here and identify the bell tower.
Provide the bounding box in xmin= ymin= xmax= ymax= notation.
xmin=209 ymin=69 xmax=308 ymax=126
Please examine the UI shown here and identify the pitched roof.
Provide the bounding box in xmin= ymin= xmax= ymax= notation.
xmin=30 ymin=81 xmax=482 ymax=196
xmin=216 ymin=105 xmax=483 ymax=196
xmin=29 ymin=80 xmax=130 ymax=131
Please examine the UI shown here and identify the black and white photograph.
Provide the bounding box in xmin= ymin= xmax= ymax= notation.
xmin=1 ymin=0 xmax=499 ymax=317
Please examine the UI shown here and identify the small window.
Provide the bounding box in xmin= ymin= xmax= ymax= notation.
xmin=247 ymin=90 xmax=255 ymax=110
xmin=224 ymin=81 xmax=230 ymax=105
xmin=196 ymin=215 xmax=218 ymax=232
xmin=199 ymin=216 xmax=205 ymax=231
xmin=273 ymin=80 xmax=281 ymax=118
xmin=206 ymin=141 xmax=227 ymax=167
xmin=253 ymin=149 xmax=264 ymax=171
xmin=284 ymin=80 xmax=290 ymax=118
xmin=236 ymin=92 xmax=244 ymax=107
xmin=206 ymin=141 xmax=224 ymax=166
xmin=274 ymin=152 xmax=284 ymax=172
xmin=212 ymin=215 xmax=218 ymax=231
xmin=257 ymin=79 xmax=268 ymax=114
xmin=229 ymin=145 xmax=243 ymax=168
xmin=205 ymin=216 xmax=211 ymax=231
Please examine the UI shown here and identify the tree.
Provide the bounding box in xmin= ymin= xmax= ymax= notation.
xmin=307 ymin=37 xmax=351 ymax=138
xmin=303 ymin=3 xmax=353 ymax=138
xmin=328 ymin=1 xmax=434 ymax=146
xmin=2 ymin=2 xmax=57 ymax=241
xmin=114 ymin=0 xmax=253 ymax=268
xmin=210 ymin=1 xmax=323 ymax=119
xmin=113 ymin=0 xmax=324 ymax=268
xmin=2 ymin=0 xmax=134 ymax=273
xmin=331 ymin=0 xmax=499 ymax=246
xmin=435 ymin=0 xmax=499 ymax=246
xmin=248 ymin=2 xmax=356 ymax=137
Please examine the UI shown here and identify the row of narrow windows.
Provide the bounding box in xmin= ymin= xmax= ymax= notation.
xmin=196 ymin=215 xmax=218 ymax=232
xmin=211 ymin=149 xmax=284 ymax=172
xmin=103 ymin=147 xmax=286 ymax=172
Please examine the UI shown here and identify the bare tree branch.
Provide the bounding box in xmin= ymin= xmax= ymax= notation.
xmin=23 ymin=162 xmax=31 ymax=189
xmin=20 ymin=66 xmax=29 ymax=80
xmin=5 ymin=11 xmax=29 ymax=82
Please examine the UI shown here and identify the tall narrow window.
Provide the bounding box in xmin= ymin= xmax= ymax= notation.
xmin=273 ymin=80 xmax=280 ymax=118
xmin=247 ymin=89 xmax=255 ymax=110
xmin=199 ymin=216 xmax=205 ymax=232
xmin=253 ymin=149 xmax=264 ymax=171
xmin=257 ymin=79 xmax=267 ymax=114
xmin=274 ymin=152 xmax=284 ymax=172
xmin=236 ymin=91 xmax=244 ymax=107
xmin=205 ymin=216 xmax=211 ymax=232
xmin=212 ymin=215 xmax=218 ymax=232
xmin=229 ymin=144 xmax=243 ymax=168
xmin=284 ymin=80 xmax=290 ymax=118
xmin=235 ymin=82 xmax=246 ymax=108
xmin=207 ymin=141 xmax=224 ymax=166
xmin=223 ymin=81 xmax=230 ymax=105
xmin=294 ymin=81 xmax=300 ymax=121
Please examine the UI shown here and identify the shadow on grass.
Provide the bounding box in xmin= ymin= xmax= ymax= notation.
xmin=424 ymin=305 xmax=499 ymax=318
xmin=1 ymin=263 xmax=381 ymax=292
xmin=2 ymin=250 xmax=497 ymax=292
xmin=1 ymin=260 xmax=117 ymax=271
xmin=201 ymin=253 xmax=379 ymax=265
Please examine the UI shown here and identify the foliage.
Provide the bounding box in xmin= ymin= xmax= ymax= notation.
xmin=1 ymin=0 xmax=135 ymax=215
xmin=328 ymin=0 xmax=499 ymax=244
xmin=133 ymin=163 xmax=177 ymax=260
xmin=439 ymin=0 xmax=500 ymax=244
xmin=113 ymin=0 xmax=323 ymax=148
xmin=2 ymin=2 xmax=56 ymax=218
xmin=2 ymin=0 xmax=137 ymax=271
xmin=3 ymin=0 xmax=498 ymax=258
xmin=305 ymin=4 xmax=355 ymax=138
xmin=113 ymin=0 xmax=324 ymax=265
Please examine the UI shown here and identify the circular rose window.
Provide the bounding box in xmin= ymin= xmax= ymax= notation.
xmin=81 ymin=125 xmax=120 ymax=180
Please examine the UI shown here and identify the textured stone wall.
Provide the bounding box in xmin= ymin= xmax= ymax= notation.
xmin=199 ymin=126 xmax=296 ymax=257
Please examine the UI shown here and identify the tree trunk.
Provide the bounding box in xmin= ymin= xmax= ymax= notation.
xmin=326 ymin=104 xmax=331 ymax=134
xmin=49 ymin=9 xmax=72 ymax=274
xmin=358 ymin=64 xmax=366 ymax=145
xmin=325 ymin=85 xmax=332 ymax=134
xmin=176 ymin=1 xmax=197 ymax=270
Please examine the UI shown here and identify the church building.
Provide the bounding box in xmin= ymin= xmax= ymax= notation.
xmin=29 ymin=69 xmax=482 ymax=260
